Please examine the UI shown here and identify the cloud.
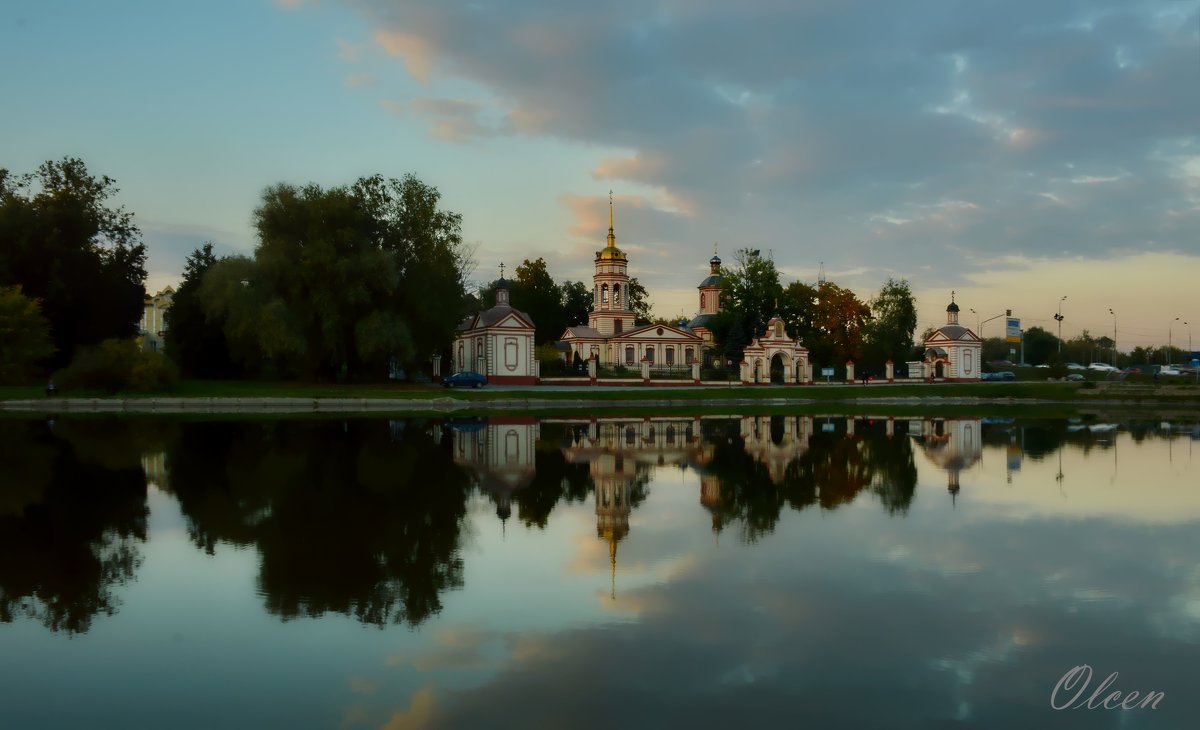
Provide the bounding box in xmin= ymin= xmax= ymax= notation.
xmin=335 ymin=0 xmax=1197 ymax=335
xmin=379 ymin=97 xmax=494 ymax=142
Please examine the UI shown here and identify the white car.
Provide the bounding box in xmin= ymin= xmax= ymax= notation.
xmin=1159 ymin=366 xmax=1182 ymax=376
xmin=1067 ymin=363 xmax=1086 ymax=371
xmin=1088 ymin=362 xmax=1118 ymax=372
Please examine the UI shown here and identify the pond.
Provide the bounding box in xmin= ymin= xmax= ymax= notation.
xmin=1 ymin=414 xmax=1197 ymax=729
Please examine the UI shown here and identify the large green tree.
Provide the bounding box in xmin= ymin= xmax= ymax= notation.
xmin=0 ymin=285 xmax=55 ymax=383
xmin=164 ymin=243 xmax=240 ymax=378
xmin=191 ymin=174 xmax=470 ymax=380
xmin=0 ymin=158 xmax=146 ymax=367
xmin=862 ymin=278 xmax=917 ymax=369
xmin=720 ymin=249 xmax=784 ymax=343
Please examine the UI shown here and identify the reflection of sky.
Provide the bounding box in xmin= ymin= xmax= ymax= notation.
xmin=954 ymin=432 xmax=1199 ymax=523
xmin=2 ymin=421 xmax=1197 ymax=729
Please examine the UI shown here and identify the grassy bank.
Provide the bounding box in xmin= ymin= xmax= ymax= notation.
xmin=2 ymin=378 xmax=1197 ymax=405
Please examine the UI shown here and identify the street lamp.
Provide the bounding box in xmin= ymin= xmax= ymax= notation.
xmin=1108 ymin=308 xmax=1116 ymax=367
xmin=970 ymin=308 xmax=979 ymax=333
xmin=1055 ymin=296 xmax=1067 ymax=353
xmin=1168 ymin=317 xmax=1180 ymax=364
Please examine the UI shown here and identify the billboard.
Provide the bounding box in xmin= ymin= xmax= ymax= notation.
xmin=1006 ymin=317 xmax=1021 ymax=343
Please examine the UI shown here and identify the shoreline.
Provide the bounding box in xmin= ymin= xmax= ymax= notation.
xmin=3 ymin=394 xmax=1198 ymax=414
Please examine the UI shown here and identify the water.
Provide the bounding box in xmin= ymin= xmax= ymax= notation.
xmin=1 ymin=414 xmax=1197 ymax=729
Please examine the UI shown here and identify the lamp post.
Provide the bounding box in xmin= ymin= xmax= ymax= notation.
xmin=1055 ymin=296 xmax=1067 ymax=353
xmin=970 ymin=308 xmax=979 ymax=333
xmin=1109 ymin=308 xmax=1116 ymax=367
xmin=1168 ymin=317 xmax=1179 ymax=364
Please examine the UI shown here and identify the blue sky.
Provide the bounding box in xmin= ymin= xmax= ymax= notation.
xmin=3 ymin=0 xmax=1197 ymax=348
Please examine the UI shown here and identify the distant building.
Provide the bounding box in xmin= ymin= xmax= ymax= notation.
xmin=685 ymin=249 xmax=726 ymax=362
xmin=922 ymin=293 xmax=982 ymax=381
xmin=453 ymin=277 xmax=538 ymax=384
xmin=140 ymin=286 xmax=174 ymax=352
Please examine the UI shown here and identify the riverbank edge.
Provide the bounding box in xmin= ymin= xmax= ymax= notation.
xmin=3 ymin=394 xmax=1198 ymax=414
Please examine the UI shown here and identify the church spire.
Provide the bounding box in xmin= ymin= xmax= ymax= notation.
xmin=606 ymin=190 xmax=616 ymax=248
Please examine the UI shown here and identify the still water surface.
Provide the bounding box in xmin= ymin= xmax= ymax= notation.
xmin=1 ymin=414 xmax=1197 ymax=729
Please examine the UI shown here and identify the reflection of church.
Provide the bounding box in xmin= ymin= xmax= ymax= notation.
xmin=552 ymin=416 xmax=716 ymax=596
xmin=448 ymin=417 xmax=540 ymax=523
xmin=910 ymin=418 xmax=983 ymax=502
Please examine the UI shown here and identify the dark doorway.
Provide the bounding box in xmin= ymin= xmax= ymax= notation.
xmin=770 ymin=353 xmax=786 ymax=384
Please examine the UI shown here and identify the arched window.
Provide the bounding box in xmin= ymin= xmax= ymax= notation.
xmin=613 ymin=284 xmax=621 ymax=307
xmin=601 ymin=284 xmax=609 ymax=305
xmin=685 ymin=347 xmax=695 ymax=364
xmin=625 ymin=346 xmax=635 ymax=365
xmin=775 ymin=321 xmax=784 ymax=337
xmin=665 ymin=347 xmax=675 ymax=366
xmin=626 ymin=426 xmax=636 ymax=445
xmin=701 ymin=292 xmax=706 ymax=310
xmin=645 ymin=348 xmax=655 ymax=364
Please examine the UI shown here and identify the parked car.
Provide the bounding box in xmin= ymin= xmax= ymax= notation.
xmin=1066 ymin=373 xmax=1085 ymax=381
xmin=442 ymin=371 xmax=488 ymax=388
xmin=1158 ymin=366 xmax=1182 ymax=376
xmin=1122 ymin=367 xmax=1142 ymax=374
xmin=1066 ymin=363 xmax=1086 ymax=371
xmin=981 ymin=371 xmax=1015 ymax=382
xmin=1088 ymin=362 xmax=1118 ymax=372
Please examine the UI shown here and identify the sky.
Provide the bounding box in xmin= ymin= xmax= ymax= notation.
xmin=2 ymin=0 xmax=1197 ymax=350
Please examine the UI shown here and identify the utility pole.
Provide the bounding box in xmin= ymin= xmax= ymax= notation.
xmin=1109 ymin=308 xmax=1116 ymax=367
xmin=1055 ymin=296 xmax=1067 ymax=353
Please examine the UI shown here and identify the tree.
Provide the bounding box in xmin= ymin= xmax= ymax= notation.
xmin=627 ymin=277 xmax=653 ymax=326
xmin=514 ymin=258 xmax=565 ymax=345
xmin=0 ymin=285 xmax=55 ymax=383
xmin=355 ymin=174 xmax=472 ymax=369
xmin=190 ymin=174 xmax=470 ymax=380
xmin=164 ymin=243 xmax=239 ymax=378
xmin=786 ymin=280 xmax=870 ymax=371
xmin=720 ymin=249 xmax=783 ymax=343
xmin=1022 ymin=326 xmax=1059 ymax=365
xmin=862 ymin=278 xmax=917 ymax=369
xmin=0 ymin=158 xmax=147 ymax=367
xmin=559 ymin=280 xmax=591 ymax=330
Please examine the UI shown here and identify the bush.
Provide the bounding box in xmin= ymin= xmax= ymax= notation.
xmin=55 ymin=338 xmax=179 ymax=394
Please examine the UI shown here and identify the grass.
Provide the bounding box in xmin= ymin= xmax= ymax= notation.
xmin=3 ymin=378 xmax=1197 ymax=405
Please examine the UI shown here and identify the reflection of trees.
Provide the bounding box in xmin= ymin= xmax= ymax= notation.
xmin=508 ymin=426 xmax=592 ymax=528
xmin=0 ymin=420 xmax=149 ymax=634
xmin=700 ymin=418 xmax=917 ymax=541
xmin=162 ymin=420 xmax=471 ymax=628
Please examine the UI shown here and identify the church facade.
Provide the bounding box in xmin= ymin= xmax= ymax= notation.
xmin=453 ymin=278 xmax=538 ymax=384
xmin=560 ymin=197 xmax=706 ymax=369
xmin=922 ymin=294 xmax=982 ymax=381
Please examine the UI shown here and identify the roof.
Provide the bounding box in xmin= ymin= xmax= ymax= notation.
xmin=562 ymin=325 xmax=605 ymax=340
xmin=698 ymin=274 xmax=723 ymax=288
xmin=688 ymin=313 xmax=715 ymax=329
xmin=926 ymin=324 xmax=979 ymax=342
xmin=946 ymin=301 xmax=960 ymax=313
xmin=457 ymin=304 xmax=535 ymax=331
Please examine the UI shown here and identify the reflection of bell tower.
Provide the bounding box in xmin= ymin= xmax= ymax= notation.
xmin=699 ymin=472 xmax=724 ymax=532
xmin=595 ymin=454 xmax=633 ymax=599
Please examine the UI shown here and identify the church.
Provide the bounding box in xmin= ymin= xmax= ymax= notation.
xmin=559 ymin=197 xmax=710 ymax=369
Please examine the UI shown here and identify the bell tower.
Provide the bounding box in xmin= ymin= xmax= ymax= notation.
xmin=589 ymin=192 xmax=635 ymax=336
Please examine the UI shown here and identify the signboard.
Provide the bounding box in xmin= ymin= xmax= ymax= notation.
xmin=1005 ymin=317 xmax=1021 ymax=343
xmin=821 ymin=368 xmax=834 ymax=377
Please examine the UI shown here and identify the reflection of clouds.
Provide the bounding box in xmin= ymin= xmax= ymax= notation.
xmin=379 ymin=685 xmax=437 ymax=730
xmin=371 ymin=492 xmax=1199 ymax=728
xmin=962 ymin=433 xmax=1200 ymax=523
